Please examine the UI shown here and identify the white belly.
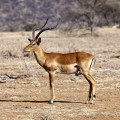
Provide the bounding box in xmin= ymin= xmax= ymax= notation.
xmin=55 ymin=64 xmax=78 ymax=74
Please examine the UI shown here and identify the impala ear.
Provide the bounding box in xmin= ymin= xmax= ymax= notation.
xmin=37 ymin=37 xmax=41 ymax=45
xmin=28 ymin=38 xmax=32 ymax=42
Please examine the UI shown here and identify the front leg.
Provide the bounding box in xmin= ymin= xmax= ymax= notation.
xmin=49 ymin=71 xmax=55 ymax=104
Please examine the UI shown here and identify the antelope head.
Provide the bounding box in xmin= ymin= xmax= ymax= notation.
xmin=24 ymin=37 xmax=42 ymax=52
xmin=24 ymin=18 xmax=59 ymax=52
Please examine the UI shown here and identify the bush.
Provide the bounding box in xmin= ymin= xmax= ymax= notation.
xmin=23 ymin=24 xmax=39 ymax=31
xmin=0 ymin=0 xmax=2 ymax=9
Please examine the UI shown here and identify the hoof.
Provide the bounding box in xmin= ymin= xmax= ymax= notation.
xmin=90 ymin=101 xmax=93 ymax=104
xmin=49 ymin=100 xmax=53 ymax=104
xmin=85 ymin=101 xmax=89 ymax=104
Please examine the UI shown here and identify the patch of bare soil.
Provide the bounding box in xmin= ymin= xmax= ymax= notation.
xmin=0 ymin=29 xmax=120 ymax=120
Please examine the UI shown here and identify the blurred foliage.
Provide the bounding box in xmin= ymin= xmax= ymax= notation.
xmin=0 ymin=0 xmax=120 ymax=32
xmin=62 ymin=0 xmax=120 ymax=35
xmin=63 ymin=0 xmax=120 ymax=26
xmin=23 ymin=24 xmax=41 ymax=31
xmin=23 ymin=24 xmax=36 ymax=31
xmin=9 ymin=24 xmax=19 ymax=32
xmin=0 ymin=0 xmax=2 ymax=8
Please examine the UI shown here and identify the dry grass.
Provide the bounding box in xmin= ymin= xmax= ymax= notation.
xmin=0 ymin=28 xmax=120 ymax=120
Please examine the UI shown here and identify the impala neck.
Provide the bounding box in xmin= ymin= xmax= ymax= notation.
xmin=34 ymin=45 xmax=46 ymax=66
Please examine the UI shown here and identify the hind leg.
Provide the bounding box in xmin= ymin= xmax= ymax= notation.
xmin=88 ymin=74 xmax=96 ymax=104
xmin=86 ymin=81 xmax=92 ymax=104
xmin=79 ymin=65 xmax=96 ymax=104
xmin=83 ymin=72 xmax=96 ymax=104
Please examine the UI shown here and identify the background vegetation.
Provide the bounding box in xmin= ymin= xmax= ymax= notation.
xmin=0 ymin=0 xmax=119 ymax=32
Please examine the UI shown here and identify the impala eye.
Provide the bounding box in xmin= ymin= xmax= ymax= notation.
xmin=32 ymin=43 xmax=36 ymax=46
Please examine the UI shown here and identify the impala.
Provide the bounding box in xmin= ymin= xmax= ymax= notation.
xmin=24 ymin=19 xmax=96 ymax=104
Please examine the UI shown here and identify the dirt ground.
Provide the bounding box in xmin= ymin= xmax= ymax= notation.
xmin=0 ymin=28 xmax=120 ymax=120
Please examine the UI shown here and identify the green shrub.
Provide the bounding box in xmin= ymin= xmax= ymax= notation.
xmin=0 ymin=0 xmax=1 ymax=9
xmin=23 ymin=24 xmax=40 ymax=31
